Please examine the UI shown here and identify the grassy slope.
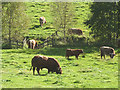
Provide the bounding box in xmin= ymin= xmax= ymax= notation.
xmin=25 ymin=2 xmax=91 ymax=39
xmin=2 ymin=47 xmax=118 ymax=88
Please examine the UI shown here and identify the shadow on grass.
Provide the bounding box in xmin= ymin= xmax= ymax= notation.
xmin=67 ymin=58 xmax=72 ymax=60
xmin=34 ymin=73 xmax=48 ymax=76
xmin=38 ymin=45 xmax=99 ymax=56
xmin=2 ymin=45 xmax=99 ymax=56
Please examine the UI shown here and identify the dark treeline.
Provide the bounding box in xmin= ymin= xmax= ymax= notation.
xmin=85 ymin=2 xmax=120 ymax=47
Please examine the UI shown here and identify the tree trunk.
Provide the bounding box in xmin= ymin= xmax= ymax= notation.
xmin=8 ymin=14 xmax=12 ymax=49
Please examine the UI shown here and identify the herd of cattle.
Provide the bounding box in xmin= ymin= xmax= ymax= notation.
xmin=29 ymin=46 xmax=116 ymax=75
xmin=28 ymin=17 xmax=117 ymax=75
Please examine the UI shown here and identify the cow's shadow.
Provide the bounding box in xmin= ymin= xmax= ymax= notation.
xmin=40 ymin=73 xmax=48 ymax=76
xmin=34 ymin=73 xmax=48 ymax=76
xmin=67 ymin=58 xmax=74 ymax=60
xmin=29 ymin=25 xmax=40 ymax=29
xmin=34 ymin=25 xmax=40 ymax=28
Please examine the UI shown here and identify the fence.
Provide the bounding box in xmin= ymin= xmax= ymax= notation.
xmin=37 ymin=31 xmax=58 ymax=48
xmin=11 ymin=40 xmax=23 ymax=49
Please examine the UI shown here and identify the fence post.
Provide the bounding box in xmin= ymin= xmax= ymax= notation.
xmin=52 ymin=36 xmax=54 ymax=46
xmin=17 ymin=40 xmax=18 ymax=49
xmin=46 ymin=38 xmax=48 ymax=46
xmin=87 ymin=38 xmax=89 ymax=45
xmin=55 ymin=31 xmax=58 ymax=36
xmin=52 ymin=34 xmax=55 ymax=47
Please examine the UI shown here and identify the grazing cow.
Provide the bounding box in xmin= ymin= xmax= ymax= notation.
xmin=100 ymin=46 xmax=115 ymax=59
xmin=68 ymin=28 xmax=83 ymax=35
xmin=30 ymin=55 xmax=62 ymax=75
xmin=39 ymin=17 xmax=46 ymax=27
xmin=66 ymin=49 xmax=84 ymax=59
xmin=118 ymin=39 xmax=120 ymax=48
xmin=27 ymin=39 xmax=38 ymax=49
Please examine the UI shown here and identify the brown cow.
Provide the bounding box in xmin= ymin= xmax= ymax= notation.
xmin=30 ymin=55 xmax=62 ymax=75
xmin=39 ymin=17 xmax=46 ymax=27
xmin=100 ymin=46 xmax=115 ymax=59
xmin=68 ymin=28 xmax=83 ymax=35
xmin=66 ymin=49 xmax=83 ymax=59
xmin=27 ymin=39 xmax=38 ymax=49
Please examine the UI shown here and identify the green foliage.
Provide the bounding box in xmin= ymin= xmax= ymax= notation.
xmin=85 ymin=2 xmax=119 ymax=46
xmin=51 ymin=2 xmax=76 ymax=31
xmin=2 ymin=2 xmax=30 ymax=48
xmin=50 ymin=2 xmax=76 ymax=42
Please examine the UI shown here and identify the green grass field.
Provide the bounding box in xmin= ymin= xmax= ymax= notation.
xmin=1 ymin=46 xmax=119 ymax=88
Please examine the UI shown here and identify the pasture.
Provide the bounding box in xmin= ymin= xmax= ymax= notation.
xmin=1 ymin=2 xmax=120 ymax=89
xmin=1 ymin=46 xmax=119 ymax=88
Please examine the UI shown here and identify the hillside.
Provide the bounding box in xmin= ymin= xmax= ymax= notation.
xmin=25 ymin=2 xmax=92 ymax=40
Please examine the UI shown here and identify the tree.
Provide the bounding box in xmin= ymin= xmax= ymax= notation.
xmin=85 ymin=2 xmax=119 ymax=46
xmin=51 ymin=2 xmax=76 ymax=42
xmin=2 ymin=2 xmax=30 ymax=48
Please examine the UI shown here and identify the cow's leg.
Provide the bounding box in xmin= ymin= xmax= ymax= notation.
xmin=32 ymin=42 xmax=34 ymax=49
xmin=41 ymin=23 xmax=43 ymax=27
xmin=66 ymin=55 xmax=68 ymax=59
xmin=101 ymin=54 xmax=102 ymax=59
xmin=40 ymin=20 xmax=42 ymax=26
xmin=67 ymin=56 xmax=69 ymax=59
xmin=35 ymin=42 xmax=38 ymax=48
xmin=75 ymin=55 xmax=78 ymax=59
xmin=101 ymin=53 xmax=104 ymax=59
xmin=48 ymin=69 xmax=50 ymax=73
xmin=33 ymin=45 xmax=35 ymax=49
xmin=28 ymin=41 xmax=30 ymax=48
xmin=37 ymin=67 xmax=40 ymax=75
xmin=104 ymin=55 xmax=105 ymax=59
xmin=33 ymin=67 xmax=35 ymax=75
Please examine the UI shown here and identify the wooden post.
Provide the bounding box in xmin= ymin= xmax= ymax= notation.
xmin=52 ymin=35 xmax=54 ymax=47
xmin=46 ymin=38 xmax=48 ymax=46
xmin=22 ymin=42 xmax=23 ymax=49
xmin=56 ymin=31 xmax=58 ymax=36
xmin=17 ymin=40 xmax=18 ymax=49
xmin=87 ymin=38 xmax=89 ymax=45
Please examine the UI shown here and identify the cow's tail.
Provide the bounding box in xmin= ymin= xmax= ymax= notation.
xmin=30 ymin=66 xmax=32 ymax=71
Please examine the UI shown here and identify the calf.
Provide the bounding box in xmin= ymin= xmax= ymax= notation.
xmin=27 ymin=39 xmax=38 ymax=49
xmin=30 ymin=55 xmax=62 ymax=75
xmin=66 ymin=49 xmax=83 ymax=59
xmin=100 ymin=46 xmax=115 ymax=59
xmin=39 ymin=17 xmax=46 ymax=27
xmin=68 ymin=28 xmax=83 ymax=35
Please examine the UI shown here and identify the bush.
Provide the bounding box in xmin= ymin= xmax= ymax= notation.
xmin=2 ymin=43 xmax=11 ymax=49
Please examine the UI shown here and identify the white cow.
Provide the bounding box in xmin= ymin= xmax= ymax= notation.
xmin=39 ymin=17 xmax=46 ymax=27
xmin=28 ymin=39 xmax=38 ymax=49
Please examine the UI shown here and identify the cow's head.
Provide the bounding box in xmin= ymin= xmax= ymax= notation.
xmin=110 ymin=53 xmax=116 ymax=58
xmin=79 ymin=49 xmax=83 ymax=53
xmin=56 ymin=67 xmax=62 ymax=74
